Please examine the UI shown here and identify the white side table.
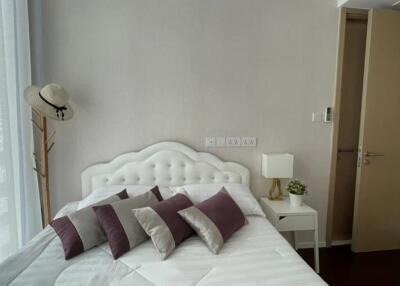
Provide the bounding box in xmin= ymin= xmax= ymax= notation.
xmin=259 ymin=197 xmax=320 ymax=273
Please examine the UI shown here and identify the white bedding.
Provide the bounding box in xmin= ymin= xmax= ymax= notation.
xmin=0 ymin=200 xmax=326 ymax=286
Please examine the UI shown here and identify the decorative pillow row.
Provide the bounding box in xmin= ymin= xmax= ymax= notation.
xmin=51 ymin=185 xmax=252 ymax=260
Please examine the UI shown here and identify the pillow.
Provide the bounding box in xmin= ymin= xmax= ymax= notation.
xmin=178 ymin=189 xmax=246 ymax=254
xmin=134 ymin=193 xmax=194 ymax=260
xmin=78 ymin=185 xmax=174 ymax=209
xmin=94 ymin=186 xmax=163 ymax=259
xmin=173 ymin=184 xmax=265 ymax=217
xmin=50 ymin=190 xmax=128 ymax=259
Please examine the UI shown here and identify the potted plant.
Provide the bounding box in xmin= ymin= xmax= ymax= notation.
xmin=286 ymin=180 xmax=307 ymax=207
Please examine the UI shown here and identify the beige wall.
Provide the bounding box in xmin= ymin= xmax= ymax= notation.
xmin=33 ymin=0 xmax=338 ymax=245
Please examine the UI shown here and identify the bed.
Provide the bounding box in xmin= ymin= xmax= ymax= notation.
xmin=0 ymin=142 xmax=326 ymax=286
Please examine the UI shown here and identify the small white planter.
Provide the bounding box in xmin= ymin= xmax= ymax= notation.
xmin=289 ymin=193 xmax=303 ymax=207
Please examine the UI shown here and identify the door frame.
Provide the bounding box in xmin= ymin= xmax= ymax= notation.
xmin=326 ymin=8 xmax=369 ymax=247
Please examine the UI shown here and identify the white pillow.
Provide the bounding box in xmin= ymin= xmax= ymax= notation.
xmin=78 ymin=185 xmax=173 ymax=209
xmin=173 ymin=184 xmax=265 ymax=217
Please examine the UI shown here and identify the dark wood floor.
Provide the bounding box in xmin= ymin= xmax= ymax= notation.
xmin=298 ymin=245 xmax=400 ymax=286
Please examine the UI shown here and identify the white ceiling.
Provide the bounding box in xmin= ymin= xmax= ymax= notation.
xmin=338 ymin=0 xmax=400 ymax=9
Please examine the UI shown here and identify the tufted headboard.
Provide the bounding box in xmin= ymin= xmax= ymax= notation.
xmin=81 ymin=141 xmax=250 ymax=198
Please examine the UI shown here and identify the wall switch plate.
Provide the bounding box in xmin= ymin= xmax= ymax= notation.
xmin=312 ymin=112 xmax=323 ymax=122
xmin=205 ymin=137 xmax=216 ymax=147
xmin=226 ymin=137 xmax=241 ymax=147
xmin=216 ymin=137 xmax=226 ymax=147
xmin=241 ymin=137 xmax=257 ymax=147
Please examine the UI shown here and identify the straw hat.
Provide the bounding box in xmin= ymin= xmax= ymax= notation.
xmin=24 ymin=83 xmax=73 ymax=121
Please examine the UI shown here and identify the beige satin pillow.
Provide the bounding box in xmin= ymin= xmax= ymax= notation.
xmin=178 ymin=189 xmax=246 ymax=254
xmin=134 ymin=193 xmax=194 ymax=260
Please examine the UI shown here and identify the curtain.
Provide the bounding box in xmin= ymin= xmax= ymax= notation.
xmin=0 ymin=0 xmax=42 ymax=262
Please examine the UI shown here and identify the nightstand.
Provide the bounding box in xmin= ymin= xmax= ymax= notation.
xmin=259 ymin=197 xmax=320 ymax=273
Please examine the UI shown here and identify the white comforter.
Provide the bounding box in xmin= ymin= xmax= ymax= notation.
xmin=0 ymin=202 xmax=326 ymax=286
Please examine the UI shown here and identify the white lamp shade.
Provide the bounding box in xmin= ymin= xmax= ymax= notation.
xmin=261 ymin=153 xmax=294 ymax=178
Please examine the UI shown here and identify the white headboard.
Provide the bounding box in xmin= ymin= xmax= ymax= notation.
xmin=81 ymin=141 xmax=250 ymax=198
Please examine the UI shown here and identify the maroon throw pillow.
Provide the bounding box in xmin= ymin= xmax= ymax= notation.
xmin=134 ymin=193 xmax=194 ymax=259
xmin=178 ymin=188 xmax=246 ymax=254
xmin=51 ymin=190 xmax=128 ymax=259
xmin=94 ymin=186 xmax=163 ymax=259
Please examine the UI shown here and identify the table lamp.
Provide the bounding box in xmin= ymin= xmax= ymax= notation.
xmin=262 ymin=153 xmax=294 ymax=200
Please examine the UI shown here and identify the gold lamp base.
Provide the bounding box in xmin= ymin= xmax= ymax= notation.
xmin=268 ymin=178 xmax=283 ymax=200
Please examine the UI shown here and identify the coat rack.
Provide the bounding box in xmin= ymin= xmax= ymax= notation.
xmin=32 ymin=108 xmax=54 ymax=227
xmin=25 ymin=83 xmax=73 ymax=228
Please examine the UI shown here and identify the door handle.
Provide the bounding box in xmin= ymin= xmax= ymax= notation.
xmin=358 ymin=150 xmax=384 ymax=166
xmin=363 ymin=151 xmax=384 ymax=157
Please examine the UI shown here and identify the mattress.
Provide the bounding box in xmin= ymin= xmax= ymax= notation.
xmin=0 ymin=203 xmax=326 ymax=286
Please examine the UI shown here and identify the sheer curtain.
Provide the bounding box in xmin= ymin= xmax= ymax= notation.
xmin=0 ymin=0 xmax=42 ymax=261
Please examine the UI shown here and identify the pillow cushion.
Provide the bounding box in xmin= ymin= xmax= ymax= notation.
xmin=78 ymin=185 xmax=174 ymax=209
xmin=173 ymin=184 xmax=265 ymax=217
xmin=50 ymin=190 xmax=128 ymax=259
xmin=134 ymin=193 xmax=194 ymax=260
xmin=178 ymin=189 xmax=246 ymax=254
xmin=94 ymin=186 xmax=163 ymax=259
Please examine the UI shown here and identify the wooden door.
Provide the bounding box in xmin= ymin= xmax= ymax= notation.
xmin=352 ymin=9 xmax=400 ymax=252
xmin=332 ymin=17 xmax=367 ymax=242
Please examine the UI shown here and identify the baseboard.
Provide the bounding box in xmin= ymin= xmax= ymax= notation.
xmin=331 ymin=239 xmax=352 ymax=246
xmin=296 ymin=241 xmax=326 ymax=249
xmin=295 ymin=239 xmax=351 ymax=249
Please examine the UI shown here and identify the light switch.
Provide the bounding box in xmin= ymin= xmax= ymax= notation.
xmin=241 ymin=137 xmax=257 ymax=147
xmin=226 ymin=137 xmax=241 ymax=147
xmin=312 ymin=112 xmax=322 ymax=122
xmin=205 ymin=137 xmax=216 ymax=147
xmin=216 ymin=137 xmax=226 ymax=147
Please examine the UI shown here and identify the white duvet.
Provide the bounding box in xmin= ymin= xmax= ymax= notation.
xmin=0 ymin=200 xmax=326 ymax=286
